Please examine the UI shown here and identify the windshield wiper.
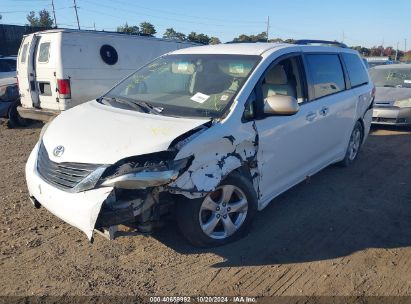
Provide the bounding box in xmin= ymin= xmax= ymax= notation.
xmin=132 ymin=99 xmax=163 ymax=115
xmin=100 ymin=96 xmax=144 ymax=112
xmin=101 ymin=96 xmax=162 ymax=115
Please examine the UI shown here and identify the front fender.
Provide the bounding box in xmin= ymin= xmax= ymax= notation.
xmin=169 ymin=121 xmax=260 ymax=198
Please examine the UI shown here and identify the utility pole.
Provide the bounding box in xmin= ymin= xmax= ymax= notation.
xmin=266 ymin=16 xmax=270 ymax=42
xmin=73 ymin=0 xmax=80 ymax=30
xmin=51 ymin=0 xmax=57 ymax=28
xmin=395 ymin=41 xmax=399 ymax=61
xmin=405 ymin=39 xmax=408 ymax=52
xmin=93 ymin=21 xmax=96 ymax=31
xmin=342 ymin=31 xmax=345 ymax=43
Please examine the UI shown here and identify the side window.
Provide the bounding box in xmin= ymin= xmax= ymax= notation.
xmin=262 ymin=56 xmax=306 ymax=104
xmin=38 ymin=42 xmax=51 ymax=63
xmin=306 ymin=54 xmax=346 ymax=99
xmin=20 ymin=43 xmax=28 ymax=63
xmin=342 ymin=53 xmax=369 ymax=88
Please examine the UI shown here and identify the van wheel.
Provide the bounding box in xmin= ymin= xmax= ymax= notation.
xmin=8 ymin=101 xmax=30 ymax=128
xmin=176 ymin=172 xmax=257 ymax=247
xmin=339 ymin=121 xmax=363 ymax=167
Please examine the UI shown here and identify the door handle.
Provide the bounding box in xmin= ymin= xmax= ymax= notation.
xmin=320 ymin=106 xmax=329 ymax=116
xmin=306 ymin=112 xmax=317 ymax=122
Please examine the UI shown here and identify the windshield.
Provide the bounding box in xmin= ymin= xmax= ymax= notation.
xmin=369 ymin=68 xmax=411 ymax=88
xmin=103 ymin=54 xmax=261 ymax=118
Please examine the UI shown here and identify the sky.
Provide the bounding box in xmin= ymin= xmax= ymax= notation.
xmin=0 ymin=0 xmax=410 ymax=50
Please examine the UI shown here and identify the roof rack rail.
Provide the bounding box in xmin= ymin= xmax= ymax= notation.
xmin=294 ymin=40 xmax=348 ymax=48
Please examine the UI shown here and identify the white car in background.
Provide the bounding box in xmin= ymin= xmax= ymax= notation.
xmin=0 ymin=56 xmax=28 ymax=127
xmin=25 ymin=41 xmax=374 ymax=247
xmin=0 ymin=56 xmax=17 ymax=80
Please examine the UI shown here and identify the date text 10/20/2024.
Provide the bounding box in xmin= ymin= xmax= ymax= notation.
xmin=149 ymin=296 xmax=257 ymax=303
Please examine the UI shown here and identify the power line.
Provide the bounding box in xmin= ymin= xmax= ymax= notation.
xmin=81 ymin=0 xmax=264 ymax=28
xmin=73 ymin=0 xmax=80 ymax=30
xmin=111 ymin=0 xmax=264 ymax=25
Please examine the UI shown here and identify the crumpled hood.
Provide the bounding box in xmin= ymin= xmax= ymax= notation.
xmin=375 ymin=87 xmax=411 ymax=105
xmin=42 ymin=100 xmax=209 ymax=164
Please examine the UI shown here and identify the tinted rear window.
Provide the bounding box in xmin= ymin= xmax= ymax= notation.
xmin=38 ymin=42 xmax=51 ymax=63
xmin=342 ymin=53 xmax=369 ymax=87
xmin=306 ymin=54 xmax=346 ymax=99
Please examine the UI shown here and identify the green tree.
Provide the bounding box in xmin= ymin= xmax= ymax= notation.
xmin=175 ymin=32 xmax=186 ymax=41
xmin=232 ymin=32 xmax=267 ymax=43
xmin=187 ymin=32 xmax=210 ymax=44
xmin=117 ymin=23 xmax=139 ymax=34
xmin=209 ymin=37 xmax=221 ymax=45
xmin=269 ymin=38 xmax=284 ymax=43
xmin=26 ymin=9 xmax=54 ymax=28
xmin=284 ymin=38 xmax=296 ymax=44
xmin=163 ymin=28 xmax=186 ymax=41
xmin=139 ymin=22 xmax=156 ymax=36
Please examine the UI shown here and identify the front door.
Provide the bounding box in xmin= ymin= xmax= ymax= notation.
xmin=254 ymin=55 xmax=335 ymax=207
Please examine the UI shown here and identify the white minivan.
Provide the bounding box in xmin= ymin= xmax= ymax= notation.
xmin=16 ymin=29 xmax=197 ymax=122
xmin=25 ymin=41 xmax=374 ymax=247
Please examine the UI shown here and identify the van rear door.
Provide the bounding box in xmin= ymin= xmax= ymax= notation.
xmin=17 ymin=34 xmax=40 ymax=108
xmin=35 ymin=36 xmax=59 ymax=110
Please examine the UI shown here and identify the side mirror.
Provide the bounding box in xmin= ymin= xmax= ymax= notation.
xmin=264 ymin=95 xmax=299 ymax=115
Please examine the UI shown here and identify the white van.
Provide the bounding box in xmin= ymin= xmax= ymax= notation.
xmin=16 ymin=29 xmax=197 ymax=121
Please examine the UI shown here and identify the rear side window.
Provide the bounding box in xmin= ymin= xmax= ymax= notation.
xmin=306 ymin=54 xmax=346 ymax=99
xmin=38 ymin=42 xmax=51 ymax=63
xmin=20 ymin=44 xmax=28 ymax=63
xmin=342 ymin=53 xmax=369 ymax=87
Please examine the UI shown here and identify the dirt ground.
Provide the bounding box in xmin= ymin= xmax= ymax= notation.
xmin=0 ymin=120 xmax=411 ymax=298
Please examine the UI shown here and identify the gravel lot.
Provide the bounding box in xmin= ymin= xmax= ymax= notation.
xmin=1 ymin=121 xmax=411 ymax=297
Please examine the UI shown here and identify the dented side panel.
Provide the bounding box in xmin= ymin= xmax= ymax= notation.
xmin=170 ymin=120 xmax=260 ymax=199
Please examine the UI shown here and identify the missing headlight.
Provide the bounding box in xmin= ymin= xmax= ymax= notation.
xmin=99 ymin=151 xmax=193 ymax=189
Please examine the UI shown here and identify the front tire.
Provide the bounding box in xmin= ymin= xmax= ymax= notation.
xmin=176 ymin=172 xmax=257 ymax=247
xmin=339 ymin=121 xmax=363 ymax=167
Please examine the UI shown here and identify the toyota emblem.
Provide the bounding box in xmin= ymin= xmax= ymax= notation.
xmin=53 ymin=145 xmax=65 ymax=157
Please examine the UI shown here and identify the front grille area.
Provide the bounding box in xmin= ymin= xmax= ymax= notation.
xmin=37 ymin=142 xmax=101 ymax=190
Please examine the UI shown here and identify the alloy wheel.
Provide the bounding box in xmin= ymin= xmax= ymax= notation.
xmin=199 ymin=185 xmax=248 ymax=240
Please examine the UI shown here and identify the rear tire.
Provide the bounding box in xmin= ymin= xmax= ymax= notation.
xmin=176 ymin=172 xmax=257 ymax=247
xmin=7 ymin=101 xmax=30 ymax=128
xmin=339 ymin=121 xmax=363 ymax=167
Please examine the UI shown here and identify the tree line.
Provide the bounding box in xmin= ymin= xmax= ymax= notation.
xmin=23 ymin=9 xmax=411 ymax=60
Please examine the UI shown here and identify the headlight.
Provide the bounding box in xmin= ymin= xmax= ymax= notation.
xmin=394 ymin=98 xmax=411 ymax=108
xmin=100 ymin=155 xmax=192 ymax=189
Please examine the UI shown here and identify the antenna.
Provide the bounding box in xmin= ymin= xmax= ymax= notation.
xmin=51 ymin=0 xmax=57 ymax=28
xmin=73 ymin=0 xmax=80 ymax=30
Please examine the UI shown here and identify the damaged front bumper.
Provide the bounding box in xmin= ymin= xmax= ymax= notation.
xmin=26 ymin=144 xmax=114 ymax=239
xmin=26 ymin=143 xmax=170 ymax=241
